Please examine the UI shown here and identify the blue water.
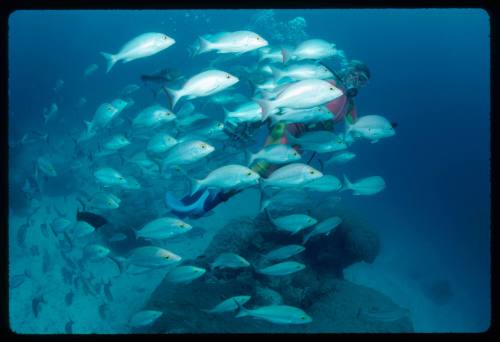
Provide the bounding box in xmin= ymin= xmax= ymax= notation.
xmin=8 ymin=9 xmax=490 ymax=333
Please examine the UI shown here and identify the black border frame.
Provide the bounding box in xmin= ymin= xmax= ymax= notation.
xmin=0 ymin=0 xmax=496 ymax=339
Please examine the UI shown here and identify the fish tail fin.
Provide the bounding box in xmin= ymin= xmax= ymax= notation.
xmin=63 ymin=231 xmax=74 ymax=249
xmin=133 ymin=228 xmax=140 ymax=240
xmin=253 ymin=98 xmax=274 ymax=122
xmin=264 ymin=207 xmax=276 ymax=225
xmin=260 ymin=197 xmax=271 ymax=213
xmin=302 ymin=232 xmax=311 ymax=245
xmin=345 ymin=118 xmax=354 ymax=137
xmin=107 ymin=255 xmax=126 ymax=275
xmin=163 ymin=86 xmax=182 ymax=110
xmin=174 ymin=166 xmax=202 ymax=196
xmin=245 ymin=149 xmax=256 ymax=166
xmin=190 ymin=178 xmax=203 ymax=196
xmin=258 ymin=183 xmax=266 ymax=213
xmin=344 ymin=131 xmax=355 ymax=146
xmin=234 ymin=299 xmax=250 ymax=318
xmin=281 ymin=47 xmax=291 ymax=64
xmin=100 ymin=52 xmax=118 ymax=73
xmin=284 ymin=129 xmax=298 ymax=146
xmin=270 ymin=65 xmax=283 ymax=81
xmin=196 ymin=36 xmax=212 ymax=56
xmin=341 ymin=174 xmax=352 ymax=192
xmin=222 ymin=107 xmax=231 ymax=122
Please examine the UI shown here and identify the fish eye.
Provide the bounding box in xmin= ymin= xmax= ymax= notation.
xmin=256 ymin=37 xmax=260 ymax=40
xmin=201 ymin=144 xmax=206 ymax=149
xmin=301 ymin=316 xmax=307 ymax=320
xmin=309 ymin=170 xmax=315 ymax=175
xmin=246 ymin=172 xmax=252 ymax=176
xmin=226 ymin=74 xmax=231 ymax=79
xmin=329 ymin=87 xmax=334 ymax=91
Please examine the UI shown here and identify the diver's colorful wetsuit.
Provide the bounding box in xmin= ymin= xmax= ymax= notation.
xmin=166 ymin=79 xmax=358 ymax=217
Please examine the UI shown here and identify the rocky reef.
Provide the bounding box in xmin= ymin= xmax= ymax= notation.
xmin=139 ymin=207 xmax=413 ymax=333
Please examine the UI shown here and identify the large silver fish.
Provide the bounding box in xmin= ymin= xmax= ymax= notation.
xmin=247 ymin=144 xmax=301 ymax=166
xmin=165 ymin=70 xmax=239 ymax=109
xmin=254 ymin=79 xmax=343 ymax=119
xmin=261 ymin=163 xmax=323 ymax=189
xmin=345 ymin=115 xmax=396 ymax=144
xmin=282 ymin=38 xmax=337 ymax=63
xmin=189 ymin=164 xmax=260 ymax=195
xmin=161 ymin=140 xmax=215 ymax=171
xmin=101 ymin=33 xmax=175 ymax=73
xmin=341 ymin=174 xmax=386 ymax=196
xmin=135 ymin=217 xmax=192 ymax=240
xmin=195 ymin=31 xmax=268 ymax=55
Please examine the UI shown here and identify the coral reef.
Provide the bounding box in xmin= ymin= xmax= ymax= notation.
xmin=139 ymin=206 xmax=410 ymax=333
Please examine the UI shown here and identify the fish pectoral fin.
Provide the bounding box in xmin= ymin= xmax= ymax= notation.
xmin=370 ymin=139 xmax=379 ymax=144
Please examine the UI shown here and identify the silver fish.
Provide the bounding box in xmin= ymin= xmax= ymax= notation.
xmin=236 ymin=304 xmax=312 ymax=324
xmin=302 ymin=216 xmax=342 ymax=244
xmin=204 ymin=295 xmax=252 ymax=314
xmin=165 ymin=266 xmax=206 ymax=283
xmin=161 ymin=140 xmax=215 ymax=171
xmin=267 ymin=212 xmax=317 ymax=234
xmin=341 ymin=174 xmax=386 ymax=196
xmin=261 ymin=163 xmax=323 ymax=189
xmin=247 ymin=144 xmax=301 ymax=166
xmin=211 ymin=253 xmax=250 ymax=270
xmin=101 ymin=33 xmax=175 ymax=73
xmin=189 ymin=164 xmax=260 ymax=195
xmin=165 ymin=69 xmax=239 ymax=109
xmin=130 ymin=310 xmax=163 ymax=328
xmin=135 ymin=217 xmax=192 ymax=240
xmin=195 ymin=31 xmax=268 ymax=55
xmin=257 ymin=261 xmax=305 ymax=276
xmin=301 ymin=175 xmax=342 ymax=192
xmin=263 ymin=245 xmax=305 ymax=262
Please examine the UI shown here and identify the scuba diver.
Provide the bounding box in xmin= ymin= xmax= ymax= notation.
xmin=165 ymin=59 xmax=372 ymax=218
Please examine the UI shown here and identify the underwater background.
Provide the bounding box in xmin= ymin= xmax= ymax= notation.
xmin=8 ymin=9 xmax=490 ymax=333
